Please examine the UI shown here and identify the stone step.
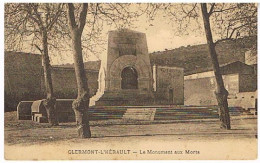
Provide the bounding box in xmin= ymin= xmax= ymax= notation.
xmin=122 ymin=108 xmax=156 ymax=121
xmin=123 ymin=110 xmax=156 ymax=113
xmin=27 ymin=100 xmax=252 ymax=123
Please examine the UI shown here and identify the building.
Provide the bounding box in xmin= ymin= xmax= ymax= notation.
xmin=184 ymin=61 xmax=257 ymax=106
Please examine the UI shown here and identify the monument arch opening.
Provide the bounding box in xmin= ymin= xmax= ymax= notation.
xmin=121 ymin=67 xmax=138 ymax=89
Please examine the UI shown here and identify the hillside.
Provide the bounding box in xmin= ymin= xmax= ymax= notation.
xmin=150 ymin=36 xmax=257 ymax=75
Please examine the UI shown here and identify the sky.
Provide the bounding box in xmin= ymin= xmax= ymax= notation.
xmin=50 ymin=5 xmax=207 ymax=65
xmin=5 ymin=3 xmax=210 ymax=65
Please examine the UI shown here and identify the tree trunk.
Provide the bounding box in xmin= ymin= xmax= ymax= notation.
xmin=41 ymin=30 xmax=58 ymax=126
xmin=71 ymin=29 xmax=91 ymax=138
xmin=201 ymin=3 xmax=231 ymax=129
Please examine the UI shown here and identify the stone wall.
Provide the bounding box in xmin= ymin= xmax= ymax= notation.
xmin=153 ymin=65 xmax=184 ymax=105
xmin=5 ymin=52 xmax=44 ymax=111
xmin=48 ymin=67 xmax=99 ymax=98
xmin=184 ymin=77 xmax=217 ymax=106
xmin=5 ymin=52 xmax=43 ymax=96
xmin=184 ymin=73 xmax=256 ymax=106
xmin=5 ymin=51 xmax=99 ymax=111
xmin=184 ymin=75 xmax=238 ymax=106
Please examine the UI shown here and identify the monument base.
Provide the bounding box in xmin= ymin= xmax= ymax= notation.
xmin=95 ymin=90 xmax=155 ymax=106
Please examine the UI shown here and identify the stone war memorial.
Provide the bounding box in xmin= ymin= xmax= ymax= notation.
xmin=94 ymin=29 xmax=184 ymax=106
xmin=4 ymin=3 xmax=257 ymax=160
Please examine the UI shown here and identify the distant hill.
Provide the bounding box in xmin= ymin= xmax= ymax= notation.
xmin=53 ymin=36 xmax=256 ymax=75
xmin=150 ymin=36 xmax=257 ymax=75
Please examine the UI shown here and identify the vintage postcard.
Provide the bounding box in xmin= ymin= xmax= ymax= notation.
xmin=3 ymin=2 xmax=258 ymax=160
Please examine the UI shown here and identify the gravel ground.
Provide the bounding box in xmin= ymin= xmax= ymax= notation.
xmin=5 ymin=111 xmax=257 ymax=145
xmin=4 ymin=111 xmax=258 ymax=160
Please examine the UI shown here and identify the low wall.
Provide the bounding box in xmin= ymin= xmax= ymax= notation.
xmin=5 ymin=51 xmax=100 ymax=112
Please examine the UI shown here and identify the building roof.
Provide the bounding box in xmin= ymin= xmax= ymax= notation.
xmin=219 ymin=61 xmax=255 ymax=75
xmin=185 ymin=61 xmax=255 ymax=80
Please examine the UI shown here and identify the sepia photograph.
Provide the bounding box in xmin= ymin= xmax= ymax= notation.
xmin=3 ymin=1 xmax=258 ymax=160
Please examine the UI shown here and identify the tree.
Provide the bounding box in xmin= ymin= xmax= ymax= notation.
xmin=157 ymin=3 xmax=257 ymax=129
xmin=66 ymin=3 xmax=92 ymax=138
xmin=200 ymin=3 xmax=230 ymax=129
xmin=207 ymin=3 xmax=257 ymax=43
xmin=5 ymin=3 xmax=64 ymax=125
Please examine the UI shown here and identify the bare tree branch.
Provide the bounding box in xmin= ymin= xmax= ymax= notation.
xmin=34 ymin=43 xmax=43 ymax=53
xmin=47 ymin=4 xmax=63 ymax=31
xmin=208 ymin=3 xmax=215 ymax=16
